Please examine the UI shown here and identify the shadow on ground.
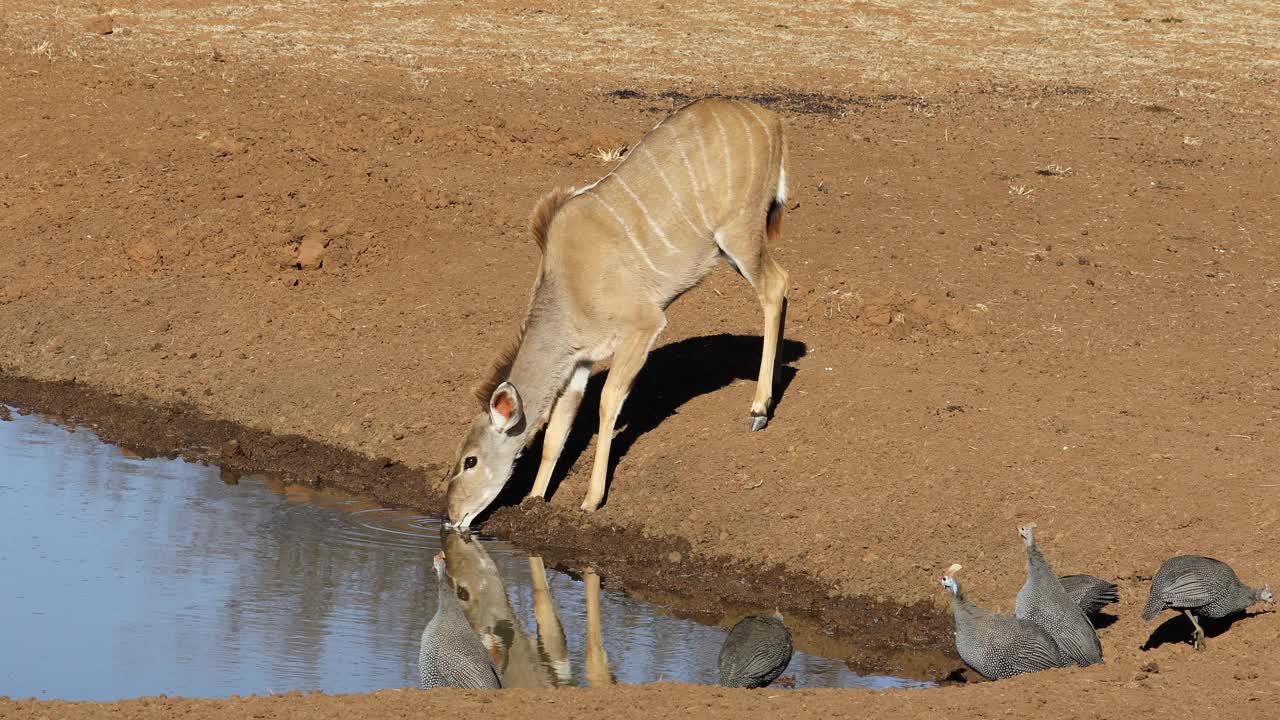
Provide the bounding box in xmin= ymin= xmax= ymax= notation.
xmin=1142 ymin=610 xmax=1264 ymax=651
xmin=480 ymin=333 xmax=806 ymax=518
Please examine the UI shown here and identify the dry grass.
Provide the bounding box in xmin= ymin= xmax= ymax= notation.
xmin=27 ymin=40 xmax=53 ymax=60
xmin=2 ymin=1 xmax=1279 ymax=108
xmin=592 ymin=146 xmax=627 ymax=163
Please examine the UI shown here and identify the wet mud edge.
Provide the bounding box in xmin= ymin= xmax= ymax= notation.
xmin=0 ymin=372 xmax=960 ymax=681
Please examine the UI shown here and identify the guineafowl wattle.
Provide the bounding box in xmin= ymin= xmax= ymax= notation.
xmin=1141 ymin=554 xmax=1274 ymax=650
xmin=1014 ymin=523 xmax=1103 ymax=667
xmin=419 ymin=551 xmax=503 ymax=689
xmin=940 ymin=564 xmax=1064 ymax=680
xmin=1059 ymin=574 xmax=1120 ymax=616
xmin=717 ymin=612 xmax=794 ymax=688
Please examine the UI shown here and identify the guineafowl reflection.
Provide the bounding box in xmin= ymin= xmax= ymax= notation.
xmin=422 ymin=530 xmax=614 ymax=688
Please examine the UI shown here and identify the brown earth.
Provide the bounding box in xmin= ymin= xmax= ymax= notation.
xmin=2 ymin=1 xmax=1280 ymax=718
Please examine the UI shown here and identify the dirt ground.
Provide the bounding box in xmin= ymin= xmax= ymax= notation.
xmin=3 ymin=1 xmax=1280 ymax=717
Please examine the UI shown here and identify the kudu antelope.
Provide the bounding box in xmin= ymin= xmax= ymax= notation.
xmin=444 ymin=97 xmax=791 ymax=528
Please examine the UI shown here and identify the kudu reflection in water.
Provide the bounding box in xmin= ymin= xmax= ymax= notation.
xmin=421 ymin=531 xmax=615 ymax=688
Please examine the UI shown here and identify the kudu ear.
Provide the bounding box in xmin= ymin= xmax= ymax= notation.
xmin=488 ymin=381 xmax=524 ymax=433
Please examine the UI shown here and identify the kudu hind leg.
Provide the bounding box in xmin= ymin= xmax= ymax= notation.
xmin=716 ymin=221 xmax=790 ymax=431
xmin=582 ymin=318 xmax=664 ymax=512
xmin=749 ymin=254 xmax=790 ymax=431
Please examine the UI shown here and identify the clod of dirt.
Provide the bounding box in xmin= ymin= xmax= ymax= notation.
xmin=126 ymin=239 xmax=160 ymax=268
xmin=329 ymin=218 xmax=354 ymax=237
xmin=866 ymin=309 xmax=893 ymax=326
xmin=297 ymin=233 xmax=328 ymax=270
xmin=210 ymin=138 xmax=246 ymax=157
xmin=85 ymin=15 xmax=114 ymax=35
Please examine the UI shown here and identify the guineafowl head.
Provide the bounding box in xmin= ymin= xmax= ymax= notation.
xmin=1018 ymin=522 xmax=1038 ymax=547
xmin=1259 ymin=586 xmax=1274 ymax=605
xmin=939 ymin=563 xmax=963 ymax=596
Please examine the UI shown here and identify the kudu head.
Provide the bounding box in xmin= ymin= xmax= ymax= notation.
xmin=444 ymin=381 xmax=526 ymax=529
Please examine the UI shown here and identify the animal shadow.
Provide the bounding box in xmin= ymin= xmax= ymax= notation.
xmin=1141 ymin=610 xmax=1263 ymax=650
xmin=1090 ymin=611 xmax=1119 ymax=631
xmin=492 ymin=333 xmax=807 ymax=512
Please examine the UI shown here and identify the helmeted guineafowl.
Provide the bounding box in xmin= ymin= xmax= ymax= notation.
xmin=940 ymin=564 xmax=1064 ymax=680
xmin=1059 ymin=574 xmax=1120 ymax=616
xmin=1014 ymin=523 xmax=1103 ymax=667
xmin=717 ymin=612 xmax=794 ymax=688
xmin=1141 ymin=554 xmax=1274 ymax=650
xmin=419 ymin=551 xmax=503 ymax=689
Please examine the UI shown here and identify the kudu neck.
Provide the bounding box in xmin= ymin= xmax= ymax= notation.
xmin=505 ymin=308 xmax=577 ymax=439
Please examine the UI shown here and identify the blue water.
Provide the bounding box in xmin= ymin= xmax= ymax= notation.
xmin=0 ymin=407 xmax=932 ymax=700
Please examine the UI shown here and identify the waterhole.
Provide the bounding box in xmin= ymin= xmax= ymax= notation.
xmin=0 ymin=407 xmax=933 ymax=699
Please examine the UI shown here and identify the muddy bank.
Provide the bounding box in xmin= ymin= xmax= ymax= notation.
xmin=0 ymin=372 xmax=957 ymax=679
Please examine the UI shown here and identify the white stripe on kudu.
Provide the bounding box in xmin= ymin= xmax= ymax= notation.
xmin=613 ymin=173 xmax=676 ymax=252
xmin=586 ymin=192 xmax=665 ymax=275
xmin=640 ymin=145 xmax=704 ymax=236
xmin=673 ymin=139 xmax=713 ymax=229
xmin=737 ymin=100 xmax=773 ymax=142
xmin=734 ymin=107 xmax=758 ymax=196
xmin=709 ymin=110 xmax=734 ymax=198
xmin=444 ymin=97 xmax=792 ymax=530
xmin=693 ymin=125 xmax=714 ymax=203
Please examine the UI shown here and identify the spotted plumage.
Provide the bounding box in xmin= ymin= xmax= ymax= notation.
xmin=717 ymin=613 xmax=794 ymax=688
xmin=1059 ymin=574 xmax=1120 ymax=616
xmin=419 ymin=552 xmax=503 ymax=689
xmin=1014 ymin=524 xmax=1103 ymax=667
xmin=1142 ymin=554 xmax=1273 ymax=649
xmin=940 ymin=565 xmax=1064 ymax=680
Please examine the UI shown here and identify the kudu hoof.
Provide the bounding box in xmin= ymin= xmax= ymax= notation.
xmin=748 ymin=414 xmax=769 ymax=432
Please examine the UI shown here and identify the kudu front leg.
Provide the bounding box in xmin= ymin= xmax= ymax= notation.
xmin=749 ymin=256 xmax=790 ymax=432
xmin=528 ymin=556 xmax=571 ymax=684
xmin=583 ymin=321 xmax=663 ymax=512
xmin=528 ymin=363 xmax=591 ymax=501
xmin=584 ymin=568 xmax=614 ymax=687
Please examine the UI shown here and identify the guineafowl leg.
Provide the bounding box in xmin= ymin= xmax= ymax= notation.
xmin=1183 ymin=609 xmax=1207 ymax=650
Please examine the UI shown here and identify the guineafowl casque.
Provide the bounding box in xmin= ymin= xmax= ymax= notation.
xmin=1141 ymin=554 xmax=1274 ymax=650
xmin=419 ymin=551 xmax=503 ymax=689
xmin=940 ymin=564 xmax=1064 ymax=680
xmin=1059 ymin=574 xmax=1120 ymax=616
xmin=717 ymin=612 xmax=794 ymax=688
xmin=1014 ymin=523 xmax=1103 ymax=667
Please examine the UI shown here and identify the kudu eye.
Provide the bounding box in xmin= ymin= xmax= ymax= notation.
xmin=464 ymin=456 xmax=478 ymax=470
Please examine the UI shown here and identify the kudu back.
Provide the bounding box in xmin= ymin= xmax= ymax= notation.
xmin=443 ymin=97 xmax=791 ymax=528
